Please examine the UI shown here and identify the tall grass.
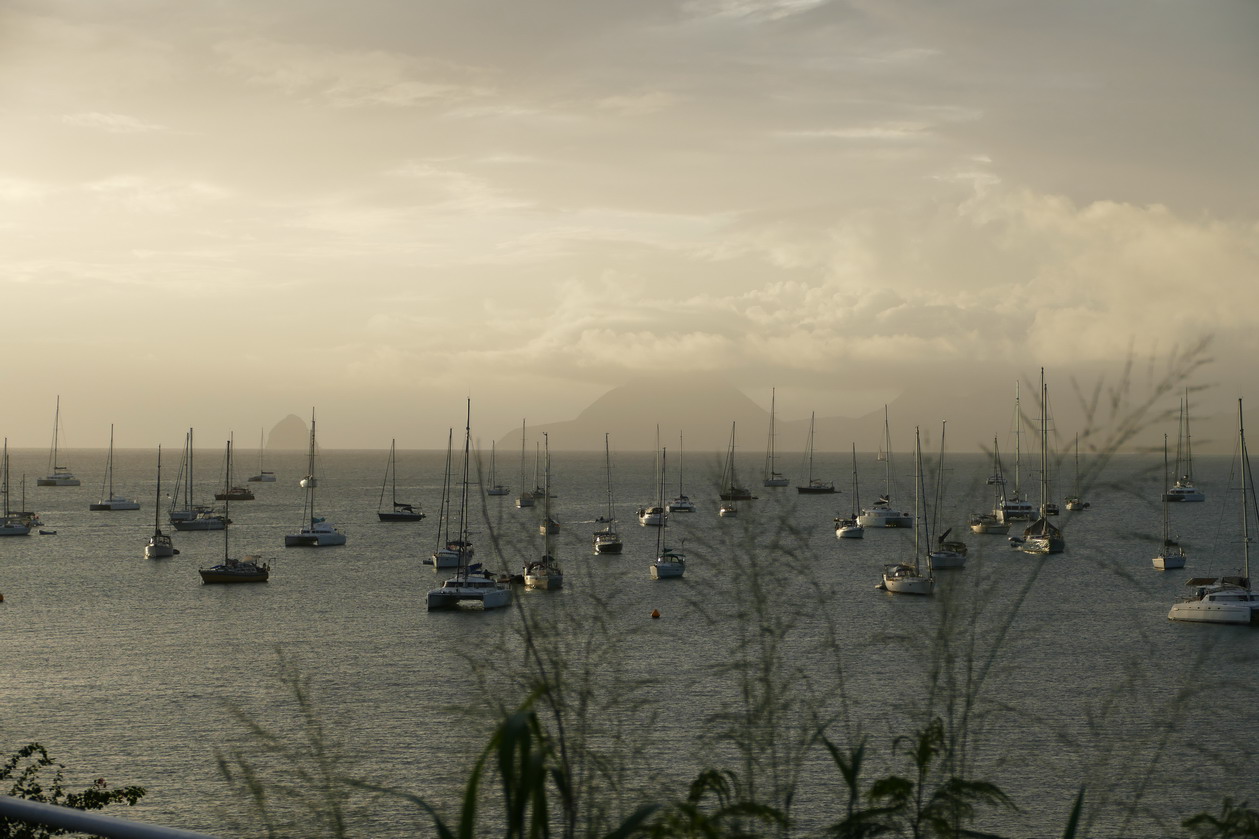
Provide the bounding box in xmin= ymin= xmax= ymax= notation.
xmin=214 ymin=343 xmax=1259 ymax=838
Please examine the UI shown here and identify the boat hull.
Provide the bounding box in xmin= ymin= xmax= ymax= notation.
xmin=797 ymin=483 xmax=836 ymax=494
xmin=284 ymin=528 xmax=346 ymax=547
xmin=90 ymin=498 xmax=140 ymax=511
xmin=1153 ymin=551 xmax=1187 ymax=570
xmin=378 ymin=511 xmax=424 ymax=522
xmin=37 ymin=476 xmax=80 ymax=487
xmin=199 ymin=560 xmax=269 ymax=584
xmin=173 ymin=516 xmax=227 ymax=531
xmin=426 ymin=580 xmax=512 ymax=610
xmin=857 ymin=508 xmax=913 ymax=528
xmin=1168 ymin=599 xmax=1259 ymax=624
xmin=1164 ymin=487 xmax=1205 ymax=502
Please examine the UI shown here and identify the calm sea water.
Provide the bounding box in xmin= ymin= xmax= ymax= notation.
xmin=1 ymin=443 xmax=1256 ymax=837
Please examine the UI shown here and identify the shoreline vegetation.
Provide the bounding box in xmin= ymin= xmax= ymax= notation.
xmin=7 ymin=345 xmax=1259 ymax=837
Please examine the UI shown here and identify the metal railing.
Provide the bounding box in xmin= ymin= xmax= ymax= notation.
xmin=0 ymin=795 xmax=219 ymax=838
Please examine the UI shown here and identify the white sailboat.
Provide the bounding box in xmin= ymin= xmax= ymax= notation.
xmin=247 ymin=429 xmax=277 ymax=482
xmin=857 ymin=407 xmax=912 ymax=528
xmin=638 ymin=440 xmax=668 ymax=526
xmin=427 ymin=402 xmax=511 ymax=610
xmin=834 ymin=443 xmax=864 ymax=539
xmin=968 ymin=437 xmax=1011 ymax=535
xmin=515 ymin=419 xmax=535 ymax=509
xmin=997 ymin=382 xmax=1036 ymax=523
xmin=1064 ymin=433 xmax=1090 ymax=511
xmin=0 ymin=440 xmax=32 ymax=536
xmin=430 ymin=429 xmax=467 ymax=569
xmin=89 ymin=424 xmax=140 ymax=511
xmin=1169 ymin=398 xmax=1259 ymax=624
xmin=170 ymin=429 xmax=226 ymax=531
xmin=797 ymin=411 xmax=835 ymax=494
xmin=593 ymin=433 xmax=624 ymax=555
xmin=1165 ymin=390 xmax=1205 ymax=502
xmin=762 ymin=388 xmax=789 ymax=487
xmin=284 ymin=410 xmax=346 ymax=547
xmin=524 ymin=433 xmax=564 ymax=590
xmin=486 ymin=441 xmax=511 ymax=496
xmin=1021 ymin=369 xmax=1065 ymax=555
xmin=878 ymin=427 xmax=933 ymax=595
xmin=214 ymin=433 xmax=255 ymax=501
xmin=719 ymin=422 xmax=756 ymax=502
xmin=651 ymin=447 xmax=686 ymax=579
xmin=377 ymin=439 xmax=424 ymax=521
xmin=666 ymin=431 xmax=697 ymax=513
xmin=36 ymin=396 xmax=80 ymax=487
xmin=1153 ymin=433 xmax=1187 ymax=570
xmin=144 ymin=445 xmax=178 ymax=558
xmin=927 ymin=421 xmax=967 ymax=570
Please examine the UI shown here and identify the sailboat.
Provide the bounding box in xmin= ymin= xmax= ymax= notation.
xmin=666 ymin=431 xmax=697 ymax=512
xmin=719 ymin=422 xmax=756 ymax=502
xmin=878 ymin=427 xmax=934 ymax=595
xmin=144 ymin=445 xmax=178 ymax=558
xmin=638 ymin=437 xmax=668 ymax=526
xmin=651 ymin=447 xmax=686 ymax=579
xmin=856 ymin=407 xmax=912 ymax=528
xmin=834 ymin=443 xmax=864 ymax=539
xmin=1064 ymin=433 xmax=1090 ymax=511
xmin=427 ymin=402 xmax=512 ymax=610
xmin=593 ymin=433 xmax=624 ymax=554
xmin=797 ymin=411 xmax=835 ymax=494
xmin=377 ymin=439 xmax=424 ymax=521
xmin=89 ymin=424 xmax=140 ymax=511
xmin=996 ymin=383 xmax=1037 ymax=523
xmin=430 ymin=429 xmax=467 ymax=569
xmin=515 ymin=420 xmax=535 ymax=509
xmin=1154 ymin=433 xmax=1187 ymax=570
xmin=283 ymin=410 xmax=346 ymax=547
xmin=1165 ymin=391 xmax=1206 ymax=502
xmin=0 ymin=440 xmax=32 ymax=536
xmin=968 ymin=436 xmax=1011 ymax=535
xmin=214 ymin=433 xmax=255 ymax=501
xmin=523 ymin=433 xmax=564 ymax=589
xmin=36 ymin=396 xmax=80 ymax=486
xmin=170 ymin=429 xmax=226 ymax=531
xmin=1021 ymin=369 xmax=1065 ymax=554
xmin=927 ymin=421 xmax=967 ymax=570
xmin=486 ymin=442 xmax=511 ymax=496
xmin=199 ymin=440 xmax=269 ymax=584
xmin=247 ymin=429 xmax=277 ymax=482
xmin=762 ymin=388 xmax=789 ymax=487
xmin=1169 ymin=398 xmax=1259 ymax=624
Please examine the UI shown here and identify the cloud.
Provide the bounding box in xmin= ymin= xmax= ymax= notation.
xmin=214 ymin=36 xmax=492 ymax=108
xmin=61 ymin=112 xmax=168 ymax=134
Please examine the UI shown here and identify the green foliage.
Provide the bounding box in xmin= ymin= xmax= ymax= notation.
xmin=0 ymin=742 xmax=145 ymax=839
xmin=1183 ymin=798 xmax=1259 ymax=839
xmin=821 ymin=719 xmax=1014 ymax=839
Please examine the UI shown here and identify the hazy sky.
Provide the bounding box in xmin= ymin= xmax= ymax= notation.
xmin=2 ymin=0 xmax=1256 ymax=451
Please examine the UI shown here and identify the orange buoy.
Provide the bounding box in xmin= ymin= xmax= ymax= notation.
xmin=650 ymin=608 xmax=660 ymax=619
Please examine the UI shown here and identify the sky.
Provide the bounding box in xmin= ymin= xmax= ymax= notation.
xmin=2 ymin=0 xmax=1257 ymax=452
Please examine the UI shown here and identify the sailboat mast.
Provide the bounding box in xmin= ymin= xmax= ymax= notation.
xmin=1239 ymin=399 xmax=1251 ymax=583
xmin=1039 ymin=369 xmax=1049 ymax=512
xmin=154 ymin=445 xmax=162 ymax=531
xmin=913 ymin=427 xmax=924 ymax=574
xmin=1185 ymin=389 xmax=1195 ymax=484
xmin=459 ymin=400 xmax=472 ymax=556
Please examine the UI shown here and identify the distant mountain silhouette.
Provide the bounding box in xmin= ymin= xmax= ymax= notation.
xmin=499 ymin=373 xmax=1044 ymax=455
xmin=267 ymin=414 xmax=310 ymax=450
